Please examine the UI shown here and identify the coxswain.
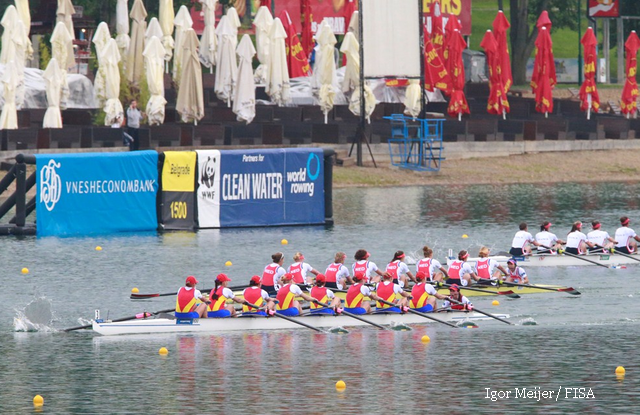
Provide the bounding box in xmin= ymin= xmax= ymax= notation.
xmin=242 ymin=275 xmax=276 ymax=316
xmin=535 ymin=221 xmax=564 ymax=254
xmin=175 ymin=275 xmax=209 ymax=318
xmin=262 ymin=252 xmax=287 ymax=296
xmin=352 ymin=249 xmax=386 ymax=284
xmin=324 ymin=252 xmax=351 ymax=290
xmin=344 ymin=274 xmax=380 ymax=315
xmin=409 ymin=271 xmax=448 ymax=312
xmin=505 ymin=259 xmax=529 ymax=284
xmin=275 ymin=273 xmax=316 ymax=316
xmin=415 ymin=246 xmax=448 ymax=282
xmin=374 ymin=272 xmax=411 ymax=313
xmin=587 ymin=220 xmax=617 ymax=252
xmin=287 ymin=252 xmax=320 ymax=286
xmin=385 ymin=250 xmax=416 ymax=288
xmin=565 ymin=221 xmax=594 ymax=255
xmin=309 ymin=274 xmax=343 ymax=314
xmin=509 ymin=223 xmax=540 ymax=256
xmin=447 ymin=250 xmax=479 ymax=286
xmin=614 ymin=216 xmax=640 ymax=254
xmin=207 ymin=274 xmax=246 ymax=317
xmin=441 ymin=284 xmax=473 ymax=311
xmin=475 ymin=247 xmax=508 ymax=285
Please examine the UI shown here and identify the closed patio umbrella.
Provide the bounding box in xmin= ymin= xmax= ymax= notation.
xmin=253 ymin=5 xmax=273 ymax=84
xmin=143 ymin=36 xmax=167 ymax=125
xmin=43 ymin=58 xmax=64 ymax=128
xmin=339 ymin=30 xmax=375 ymax=121
xmin=446 ymin=29 xmax=469 ymax=120
xmin=233 ymin=34 xmax=257 ymax=124
xmin=57 ymin=0 xmax=75 ymax=39
xmin=126 ymin=0 xmax=148 ymax=85
xmin=266 ymin=17 xmax=290 ymax=106
xmin=146 ymin=17 xmax=163 ymax=43
xmin=314 ymin=19 xmax=337 ymax=123
xmin=579 ymin=27 xmax=600 ymax=119
xmin=92 ymin=22 xmax=111 ymax=105
xmin=1 ymin=6 xmax=29 ymax=108
xmin=531 ymin=26 xmax=555 ymax=116
xmin=214 ymin=15 xmax=238 ymax=106
xmin=116 ymin=0 xmax=130 ymax=59
xmin=50 ymin=21 xmax=74 ymax=109
xmin=172 ymin=5 xmax=193 ymax=83
xmin=176 ymin=29 xmax=204 ymax=124
xmin=159 ymin=0 xmax=174 ymax=67
xmin=0 ymin=61 xmax=19 ymax=130
xmin=480 ymin=29 xmax=509 ymax=118
xmin=621 ymin=31 xmax=640 ymax=118
xmin=199 ymin=0 xmax=218 ymax=72
xmin=102 ymin=38 xmax=124 ymax=125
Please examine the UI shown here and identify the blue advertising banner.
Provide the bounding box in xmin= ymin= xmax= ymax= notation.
xmin=35 ymin=151 xmax=159 ymax=236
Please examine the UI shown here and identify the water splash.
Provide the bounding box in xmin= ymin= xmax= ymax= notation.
xmin=13 ymin=297 xmax=56 ymax=332
xmin=519 ymin=317 xmax=537 ymax=326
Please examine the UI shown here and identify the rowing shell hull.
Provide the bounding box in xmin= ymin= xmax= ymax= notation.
xmin=447 ymin=253 xmax=640 ymax=268
xmin=92 ymin=311 xmax=509 ymax=336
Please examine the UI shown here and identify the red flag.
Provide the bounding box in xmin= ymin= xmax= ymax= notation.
xmin=492 ymin=10 xmax=513 ymax=93
xmin=579 ymin=27 xmax=600 ymax=115
xmin=481 ymin=30 xmax=510 ymax=115
xmin=446 ymin=29 xmax=469 ymax=118
xmin=301 ymin=0 xmax=314 ymax=58
xmin=621 ymin=31 xmax=640 ymax=116
xmin=531 ymin=26 xmax=555 ymax=114
xmin=428 ymin=0 xmax=445 ymax=61
xmin=279 ymin=10 xmax=312 ymax=78
xmin=424 ymin=33 xmax=452 ymax=94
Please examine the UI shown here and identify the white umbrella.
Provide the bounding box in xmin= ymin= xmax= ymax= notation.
xmin=214 ymin=15 xmax=238 ymax=106
xmin=348 ymin=10 xmax=359 ymax=37
xmin=339 ymin=31 xmax=376 ymax=121
xmin=146 ymin=17 xmax=163 ymax=43
xmin=102 ymin=38 xmax=124 ymax=125
xmin=126 ymin=0 xmax=148 ymax=85
xmin=266 ymin=17 xmax=290 ymax=106
xmin=0 ymin=61 xmax=18 ymax=130
xmin=314 ymin=20 xmax=337 ymax=123
xmin=92 ymin=22 xmax=111 ymax=105
xmin=253 ymin=6 xmax=273 ymax=84
xmin=14 ymin=0 xmax=34 ymax=63
xmin=116 ymin=0 xmax=130 ymax=59
xmin=404 ymin=79 xmax=421 ymax=119
xmin=43 ymin=58 xmax=64 ymax=128
xmin=1 ymin=6 xmax=29 ymax=109
xmin=143 ymin=36 xmax=167 ymax=125
xmin=226 ymin=7 xmax=241 ymax=48
xmin=176 ymin=29 xmax=204 ymax=124
xmin=56 ymin=0 xmax=75 ymax=39
xmin=233 ymin=34 xmax=256 ymax=124
xmin=50 ymin=21 xmax=74 ymax=109
xmin=158 ymin=0 xmax=174 ymax=66
xmin=199 ymin=0 xmax=218 ymax=72
xmin=172 ymin=5 xmax=193 ymax=84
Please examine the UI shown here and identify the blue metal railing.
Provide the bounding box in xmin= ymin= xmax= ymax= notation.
xmin=385 ymin=115 xmax=445 ymax=172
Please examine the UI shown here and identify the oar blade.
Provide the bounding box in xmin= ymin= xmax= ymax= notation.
xmin=130 ymin=293 xmax=160 ymax=299
xmin=557 ymin=287 xmax=581 ymax=295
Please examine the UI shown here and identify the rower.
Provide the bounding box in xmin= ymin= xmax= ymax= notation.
xmin=535 ymin=221 xmax=564 ymax=254
xmin=565 ymin=221 xmax=594 ymax=255
xmin=447 ymin=250 xmax=479 ymax=287
xmin=275 ymin=273 xmax=316 ymax=316
xmin=475 ymin=247 xmax=508 ymax=285
xmin=416 ymin=246 xmax=448 ymax=282
xmin=352 ymin=249 xmax=386 ymax=284
xmin=409 ymin=271 xmax=448 ymax=313
xmin=385 ymin=250 xmax=416 ymax=288
xmin=374 ymin=272 xmax=411 ymax=313
xmin=505 ymin=259 xmax=529 ymax=284
xmin=309 ymin=274 xmax=342 ymax=315
xmin=587 ymin=220 xmax=617 ymax=252
xmin=207 ymin=274 xmax=246 ymax=318
xmin=175 ymin=275 xmax=208 ymax=318
xmin=614 ymin=216 xmax=640 ymax=254
xmin=262 ymin=252 xmax=287 ymax=297
xmin=344 ymin=274 xmax=380 ymax=315
xmin=509 ymin=222 xmax=540 ymax=256
xmin=441 ymin=284 xmax=473 ymax=311
xmin=242 ymin=275 xmax=276 ymax=316
xmin=288 ymin=252 xmax=320 ymax=286
xmin=324 ymin=252 xmax=351 ymax=290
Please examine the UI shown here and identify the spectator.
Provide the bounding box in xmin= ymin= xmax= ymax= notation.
xmin=126 ymin=100 xmax=145 ymax=151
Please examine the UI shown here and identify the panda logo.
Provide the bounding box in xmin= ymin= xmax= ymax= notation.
xmin=201 ymin=156 xmax=216 ymax=188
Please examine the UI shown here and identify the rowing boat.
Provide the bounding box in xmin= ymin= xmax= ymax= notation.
xmin=446 ymin=249 xmax=639 ymax=268
xmin=92 ymin=310 xmax=510 ymax=336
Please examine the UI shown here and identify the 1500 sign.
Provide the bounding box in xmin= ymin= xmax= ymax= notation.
xmin=170 ymin=201 xmax=188 ymax=219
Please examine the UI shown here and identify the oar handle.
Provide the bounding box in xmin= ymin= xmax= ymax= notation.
xmin=377 ymin=298 xmax=457 ymax=328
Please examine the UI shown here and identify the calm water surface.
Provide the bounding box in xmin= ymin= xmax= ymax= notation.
xmin=1 ymin=183 xmax=640 ymax=413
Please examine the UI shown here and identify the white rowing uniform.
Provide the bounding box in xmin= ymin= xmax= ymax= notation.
xmin=614 ymin=227 xmax=637 ymax=250
xmin=566 ymin=231 xmax=587 ymax=250
xmin=507 ymin=266 xmax=527 ymax=283
xmin=535 ymin=230 xmax=558 ymax=250
xmin=511 ymin=230 xmax=535 ymax=249
xmin=587 ymin=229 xmax=610 ymax=248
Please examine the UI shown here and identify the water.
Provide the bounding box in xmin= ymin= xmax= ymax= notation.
xmin=1 ymin=183 xmax=640 ymax=413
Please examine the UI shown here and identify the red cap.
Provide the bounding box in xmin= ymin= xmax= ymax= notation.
xmin=250 ymin=275 xmax=261 ymax=284
xmin=216 ymin=273 xmax=231 ymax=282
xmin=186 ymin=275 xmax=198 ymax=285
xmin=416 ymin=271 xmax=428 ymax=280
xmin=449 ymin=284 xmax=460 ymax=292
xmin=315 ymin=274 xmax=326 ymax=283
xmin=282 ymin=273 xmax=294 ymax=281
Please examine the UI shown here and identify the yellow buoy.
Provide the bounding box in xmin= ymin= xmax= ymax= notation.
xmin=225 ymin=261 xmax=232 ymax=267
xmin=281 ymin=239 xmax=288 ymax=245
xmin=159 ymin=347 xmax=169 ymax=355
xmin=616 ymin=366 xmax=626 ymax=375
xmin=33 ymin=395 xmax=44 ymax=407
xmin=421 ymin=335 xmax=430 ymax=343
xmin=21 ymin=268 xmax=29 ymax=274
xmin=492 ymin=300 xmax=500 ymax=306
xmin=335 ymin=380 xmax=346 ymax=390
xmin=131 ymin=287 xmax=139 ymax=293
xmin=462 ymin=234 xmax=469 ymax=239
xmin=95 ymin=246 xmax=103 ymax=251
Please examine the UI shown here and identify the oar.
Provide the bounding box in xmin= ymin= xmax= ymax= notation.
xmin=432 ymin=281 xmax=521 ymax=299
xmin=244 ymin=301 xmax=325 ymax=333
xmin=130 ymin=284 xmax=249 ymax=299
xmin=312 ymin=300 xmax=387 ymax=330
xmin=375 ymin=298 xmax=458 ymax=328
xmin=497 ymin=280 xmax=580 ymax=295
xmin=63 ymin=308 xmax=175 ymax=332
xmin=446 ymin=298 xmax=513 ymax=325
xmin=557 ymin=248 xmax=615 ymax=269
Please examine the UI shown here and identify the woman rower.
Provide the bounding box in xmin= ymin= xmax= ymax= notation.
xmin=565 ymin=221 xmax=594 ymax=255
xmin=509 ymin=222 xmax=540 ymax=256
xmin=447 ymin=250 xmax=479 ymax=287
xmin=324 ymin=252 xmax=352 ymax=290
xmin=309 ymin=274 xmax=343 ymax=314
xmin=505 ymin=259 xmax=529 ymax=284
xmin=175 ymin=275 xmax=209 ymax=318
xmin=614 ymin=216 xmax=640 ymax=254
xmin=275 ymin=273 xmax=316 ymax=316
xmin=352 ymin=249 xmax=386 ymax=284
xmin=416 ymin=246 xmax=448 ymax=282
xmin=374 ymin=272 xmax=411 ymax=313
xmin=287 ymin=252 xmax=320 ymax=286
xmin=344 ymin=274 xmax=380 ymax=315
xmin=535 ymin=221 xmax=565 ymax=254
xmin=441 ymin=284 xmax=473 ymax=311
xmin=475 ymin=247 xmax=508 ymax=285
xmin=385 ymin=250 xmax=416 ymax=288
xmin=207 ymin=274 xmax=246 ymax=317
xmin=262 ymin=252 xmax=287 ymax=296
xmin=410 ymin=271 xmax=448 ymax=312
xmin=587 ymin=220 xmax=617 ymax=252
xmin=242 ymin=275 xmax=276 ymax=316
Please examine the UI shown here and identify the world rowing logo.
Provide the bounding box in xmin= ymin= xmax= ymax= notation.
xmin=40 ymin=159 xmax=61 ymax=211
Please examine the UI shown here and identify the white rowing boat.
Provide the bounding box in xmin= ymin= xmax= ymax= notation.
xmin=446 ymin=249 xmax=640 ymax=268
xmin=92 ymin=311 xmax=509 ymax=336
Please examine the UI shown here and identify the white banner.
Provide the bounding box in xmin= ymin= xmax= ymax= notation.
xmin=196 ymin=150 xmax=221 ymax=228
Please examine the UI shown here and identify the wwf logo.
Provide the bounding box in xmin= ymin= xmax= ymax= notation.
xmin=200 ymin=156 xmax=216 ymax=188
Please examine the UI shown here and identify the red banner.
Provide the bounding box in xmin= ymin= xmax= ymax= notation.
xmin=588 ymin=0 xmax=619 ymax=18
